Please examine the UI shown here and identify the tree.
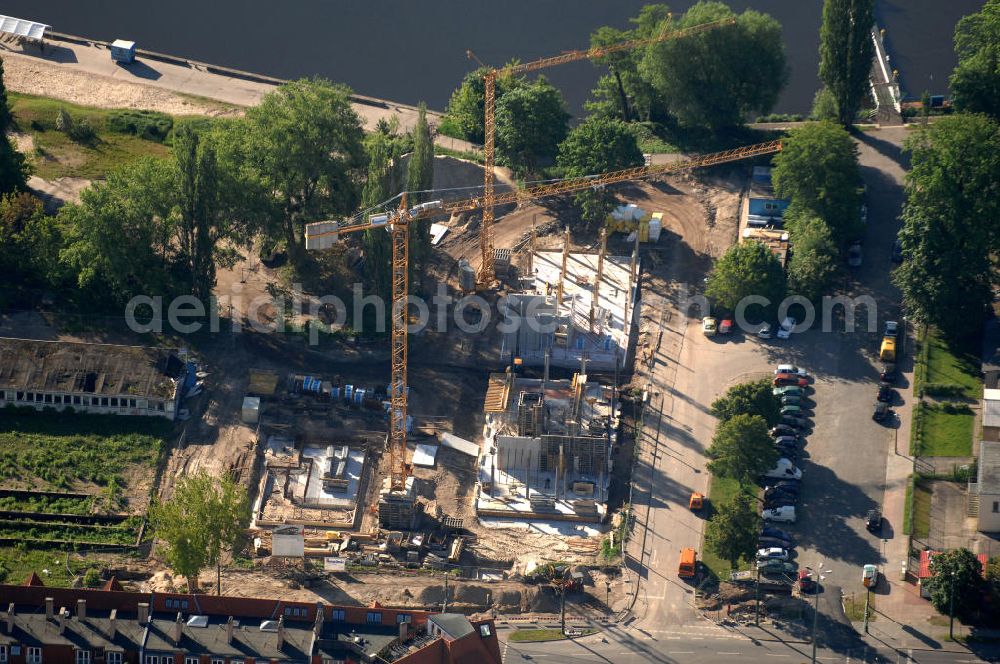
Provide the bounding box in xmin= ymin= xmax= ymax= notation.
xmin=925 ymin=548 xmax=985 ymax=622
xmin=59 ymin=157 xmax=181 ymax=307
xmin=556 ymin=116 xmax=644 ymax=224
xmin=705 ymin=241 xmax=786 ymax=321
xmin=711 ymin=378 xmax=781 ymax=426
xmin=706 ymin=414 xmax=780 ymax=485
xmin=406 ymin=104 xmax=435 ymax=279
xmin=893 ymin=115 xmax=1000 ymax=340
xmin=705 ymin=493 xmax=762 ymax=569
xmin=639 ymin=2 xmax=788 ymax=131
xmin=495 ymin=77 xmax=570 ymax=176
xmin=150 ymin=471 xmax=249 ymax=594
xmin=442 ymin=67 xmax=525 ymax=144
xmin=586 ymin=6 xmax=671 ymax=123
xmin=810 ymin=86 xmax=839 ymax=121
xmin=772 ymin=121 xmax=862 ymax=240
xmin=950 ymin=0 xmax=1000 ymax=120
xmin=0 ymin=137 xmax=28 ymax=197
xmin=787 ymin=211 xmax=839 ymax=302
xmin=360 ymin=126 xmax=403 ymax=303
xmin=0 ymin=57 xmax=11 ymax=134
xmin=237 ymin=79 xmax=366 ymax=267
xmin=819 ymin=0 xmax=875 ymax=126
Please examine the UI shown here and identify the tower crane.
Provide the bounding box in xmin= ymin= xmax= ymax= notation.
xmin=469 ymin=16 xmax=737 ymax=288
xmin=305 ymin=139 xmax=781 ymax=495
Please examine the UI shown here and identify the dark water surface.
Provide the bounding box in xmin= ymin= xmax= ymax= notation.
xmin=2 ymin=1 xmax=984 ymax=115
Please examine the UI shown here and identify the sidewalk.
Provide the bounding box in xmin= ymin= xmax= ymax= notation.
xmin=1 ymin=34 xmax=479 ymax=151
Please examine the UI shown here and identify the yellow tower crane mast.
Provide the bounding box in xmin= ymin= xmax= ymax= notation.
xmin=305 ymin=139 xmax=780 ymax=493
xmin=470 ymin=16 xmax=736 ymax=288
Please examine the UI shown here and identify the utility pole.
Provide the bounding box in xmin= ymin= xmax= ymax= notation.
xmin=949 ymin=571 xmax=956 ymax=640
xmin=443 ymin=570 xmax=449 ymax=613
xmin=810 ymin=563 xmax=822 ymax=664
xmin=863 ymin=589 xmax=871 ymax=634
xmin=560 ymin=579 xmax=567 ymax=635
xmin=754 ymin=566 xmax=761 ymax=625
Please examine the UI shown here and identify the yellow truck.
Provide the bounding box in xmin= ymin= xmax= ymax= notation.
xmin=879 ymin=337 xmax=896 ymax=362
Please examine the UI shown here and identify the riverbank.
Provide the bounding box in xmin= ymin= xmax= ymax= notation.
xmin=0 ymin=33 xmax=476 ymax=153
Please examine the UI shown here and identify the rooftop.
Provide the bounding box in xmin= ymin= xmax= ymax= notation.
xmin=428 ymin=614 xmax=474 ymax=640
xmin=979 ymin=440 xmax=1000 ymax=494
xmin=0 ymin=337 xmax=183 ymax=400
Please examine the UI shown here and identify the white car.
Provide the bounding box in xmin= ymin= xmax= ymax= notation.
xmin=763 ymin=506 xmax=796 ymax=523
xmin=763 ymin=458 xmax=803 ymax=481
xmin=757 ymin=324 xmax=773 ymax=339
xmin=702 ymin=317 xmax=717 ymax=337
xmin=774 ymin=365 xmax=809 ymax=378
xmin=755 ymin=547 xmax=789 ymax=561
xmin=776 ymin=317 xmax=796 ymax=340
xmin=862 ymin=564 xmax=879 ymax=588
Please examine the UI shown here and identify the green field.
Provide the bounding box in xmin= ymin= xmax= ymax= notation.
xmin=701 ymin=474 xmax=743 ymax=580
xmin=925 ymin=332 xmax=982 ymax=400
xmin=913 ymin=477 xmax=933 ymax=539
xmin=0 ymin=546 xmax=119 ymax=587
xmin=11 ymin=93 xmax=175 ymax=179
xmin=918 ymin=405 xmax=974 ymax=457
xmin=0 ymin=493 xmax=95 ymax=515
xmin=0 ymin=409 xmax=171 ymax=498
xmin=508 ymin=628 xmax=595 ymax=643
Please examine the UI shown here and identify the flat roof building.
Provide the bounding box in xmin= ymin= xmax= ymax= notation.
xmin=0 ymin=338 xmax=187 ymax=420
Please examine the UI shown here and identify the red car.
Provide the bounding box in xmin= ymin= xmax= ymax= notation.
xmin=798 ymin=569 xmax=816 ymax=593
xmin=773 ymin=373 xmax=809 ymax=387
xmin=718 ymin=319 xmax=734 ymax=335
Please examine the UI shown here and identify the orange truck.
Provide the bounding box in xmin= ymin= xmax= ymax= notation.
xmin=678 ymin=548 xmax=697 ymax=578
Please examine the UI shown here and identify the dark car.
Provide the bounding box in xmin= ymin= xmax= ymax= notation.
xmin=873 ymin=401 xmax=890 ymax=422
xmin=881 ymin=363 xmax=897 ymax=383
xmin=877 ymin=384 xmax=894 ymax=403
xmin=764 ymin=496 xmax=798 ymax=510
xmin=781 ymin=414 xmax=809 ymax=428
xmin=762 ymin=526 xmax=793 ymax=542
xmin=758 ymin=536 xmax=793 ymax=549
xmin=765 ymin=483 xmax=800 ymax=495
xmin=770 ymin=425 xmax=799 ymax=437
xmin=774 ymin=449 xmax=799 ymax=462
xmin=866 ymin=508 xmax=883 ymax=533
xmin=774 ymin=435 xmax=800 ymax=447
xmin=891 ymin=238 xmax=904 ymax=264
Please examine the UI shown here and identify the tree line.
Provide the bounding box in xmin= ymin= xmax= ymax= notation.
xmin=0 ymin=73 xmax=436 ymax=316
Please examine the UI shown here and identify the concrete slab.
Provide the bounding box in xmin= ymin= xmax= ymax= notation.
xmin=293 ymin=446 xmax=364 ymax=509
xmin=412 ymin=444 xmax=438 ymax=468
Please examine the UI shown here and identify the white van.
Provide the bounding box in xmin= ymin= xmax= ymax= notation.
xmin=763 ymin=506 xmax=796 ymax=522
xmin=763 ymin=458 xmax=803 ymax=480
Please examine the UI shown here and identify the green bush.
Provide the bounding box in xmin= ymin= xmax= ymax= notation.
xmin=83 ymin=567 xmax=102 ymax=587
xmin=923 ymin=383 xmax=966 ymax=397
xmin=106 ymin=110 xmax=174 ymax=142
xmin=68 ymin=119 xmax=97 ymax=145
xmin=755 ymin=113 xmax=805 ymax=123
xmin=939 ymin=401 xmax=973 ymax=415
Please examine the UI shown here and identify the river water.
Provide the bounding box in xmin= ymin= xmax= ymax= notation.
xmin=3 ymin=1 xmax=984 ymax=116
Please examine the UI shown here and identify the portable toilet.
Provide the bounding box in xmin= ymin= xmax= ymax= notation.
xmin=110 ymin=39 xmax=137 ymax=64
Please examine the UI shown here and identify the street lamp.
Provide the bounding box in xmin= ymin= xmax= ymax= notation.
xmin=949 ymin=570 xmax=956 ymax=640
xmin=810 ymin=562 xmax=827 ymax=664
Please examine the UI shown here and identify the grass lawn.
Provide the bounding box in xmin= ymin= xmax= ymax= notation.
xmin=0 ymin=546 xmax=111 ymax=587
xmin=902 ymin=476 xmax=914 ymax=535
xmin=919 ymin=405 xmax=974 ymax=457
xmin=913 ymin=478 xmax=933 ymax=540
xmin=508 ymin=628 xmax=595 ymax=643
xmin=925 ymin=331 xmax=982 ymax=400
xmin=701 ymin=474 xmax=743 ymax=580
xmin=843 ymin=592 xmax=876 ymax=622
xmin=11 ymin=92 xmax=175 ymax=179
xmin=0 ymin=409 xmax=171 ymax=505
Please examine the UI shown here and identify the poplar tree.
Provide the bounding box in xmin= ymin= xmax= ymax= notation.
xmin=406 ymin=104 xmax=434 ymax=278
xmin=819 ymin=0 xmax=876 ymax=126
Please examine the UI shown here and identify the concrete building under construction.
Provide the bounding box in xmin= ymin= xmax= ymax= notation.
xmin=476 ymin=370 xmax=618 ymax=523
xmin=500 ymin=230 xmax=638 ymax=371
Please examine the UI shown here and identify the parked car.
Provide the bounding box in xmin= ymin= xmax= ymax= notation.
xmin=774 ymin=365 xmax=809 ymax=378
xmin=758 ymin=535 xmax=793 ymax=549
xmin=777 ymin=317 xmax=796 ymax=340
xmin=757 ymin=559 xmax=798 ymax=573
xmin=848 ymin=241 xmax=863 ymax=267
xmin=780 ymin=395 xmax=803 ymax=406
xmin=770 ymin=424 xmax=799 ymax=437
xmin=718 ymin=319 xmax=734 ymax=335
xmin=764 ymin=497 xmax=798 ymax=510
xmin=771 ymin=449 xmax=798 ymax=463
xmin=763 ymin=458 xmax=803 ymax=480
xmin=781 ymin=414 xmax=809 ymax=428
xmin=873 ymin=401 xmax=890 ymax=423
xmin=881 ymin=363 xmax=897 ymax=383
xmin=780 ymin=404 xmax=803 ymax=416
xmin=757 ymin=323 xmax=773 ymax=339
xmin=891 ymin=238 xmax=904 ymax=264
xmin=762 ymin=526 xmax=793 ymax=541
xmin=763 ymin=505 xmax=796 ymax=522
xmin=770 ymin=479 xmax=801 ymax=491
xmin=866 ymin=508 xmax=883 ymax=533
xmin=884 ymin=321 xmax=898 ymax=338
xmin=860 ymin=203 xmax=868 ymax=225
xmin=773 ymin=374 xmax=809 ymax=388
xmin=877 ymin=384 xmax=894 ymax=403
xmin=756 ymin=547 xmax=789 ymax=562
xmin=773 ymin=385 xmax=803 ymax=397
xmin=798 ymin=569 xmax=816 ymax=593
xmin=765 ymin=484 xmax=800 ymax=498
xmin=862 ymin=564 xmax=880 ymax=589
xmin=774 ymin=435 xmax=800 ymax=447
xmin=702 ymin=317 xmax=717 ymax=336
xmin=764 ymin=489 xmax=799 ymax=502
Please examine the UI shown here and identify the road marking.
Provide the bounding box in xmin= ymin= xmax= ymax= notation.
xmin=669 ymin=652 xmax=695 ymax=655
xmin=717 ymin=653 xmax=741 ymax=656
xmin=766 ymin=655 xmax=790 ymax=658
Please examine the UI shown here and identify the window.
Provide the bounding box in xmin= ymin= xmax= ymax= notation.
xmin=321 ymin=659 xmax=346 ymax=664
xmin=27 ymin=647 xmax=42 ymax=664
xmin=76 ymin=650 xmax=91 ymax=664
xmin=106 ymin=653 xmax=122 ymax=664
xmin=0 ymin=646 xmax=7 ymax=663
xmin=993 ymin=501 xmax=999 ymax=514
xmin=15 ymin=392 xmax=23 ymax=402
xmin=330 ymin=609 xmax=345 ymax=622
xmin=73 ymin=396 xmax=82 ymax=405
xmin=165 ymin=599 xmax=190 ymax=610
xmin=396 ymin=614 xmax=411 ymax=624
xmin=185 ymin=657 xmax=199 ymax=664
xmin=101 ymin=397 xmax=109 ymax=407
xmin=366 ymin=611 xmax=382 ymax=625
xmin=211 ymin=659 xmax=224 ymax=664
xmin=282 ymin=606 xmax=306 ymax=618
xmin=44 ymin=393 xmax=52 ymax=404
xmin=231 ymin=659 xmax=244 ymax=664
xmin=479 ymin=624 xmax=492 ymax=638
xmin=54 ymin=395 xmax=62 ymax=405
xmin=111 ymin=398 xmax=119 ymax=407
xmin=145 ymin=656 xmax=160 ymax=664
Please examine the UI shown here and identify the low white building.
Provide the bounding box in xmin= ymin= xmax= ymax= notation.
xmin=0 ymin=337 xmax=186 ymax=419
xmin=974 ymin=440 xmax=1000 ymax=532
